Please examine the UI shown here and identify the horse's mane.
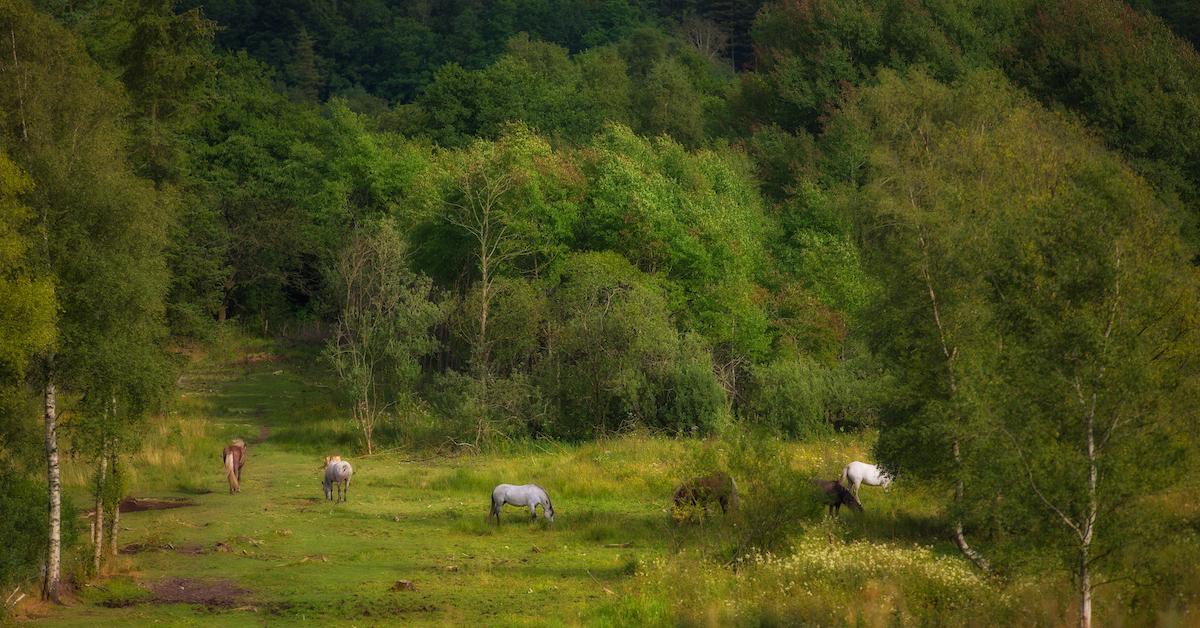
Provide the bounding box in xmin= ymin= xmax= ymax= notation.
xmin=533 ymin=484 xmax=553 ymax=512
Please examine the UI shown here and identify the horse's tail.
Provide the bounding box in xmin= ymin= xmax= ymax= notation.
xmin=728 ymin=476 xmax=740 ymax=511
xmin=840 ymin=464 xmax=849 ymax=485
xmin=224 ymin=450 xmax=240 ymax=493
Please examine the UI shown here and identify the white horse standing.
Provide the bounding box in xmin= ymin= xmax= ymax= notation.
xmin=841 ymin=461 xmax=892 ymax=501
xmin=323 ymin=458 xmax=353 ymax=503
xmin=489 ymin=484 xmax=554 ymax=524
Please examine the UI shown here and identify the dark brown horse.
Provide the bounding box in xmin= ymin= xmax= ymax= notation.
xmin=673 ymin=472 xmax=739 ymax=517
xmin=815 ymin=479 xmax=862 ymax=516
xmin=221 ymin=439 xmax=246 ymax=494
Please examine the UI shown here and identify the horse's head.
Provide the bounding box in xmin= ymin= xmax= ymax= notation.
xmin=545 ymin=500 xmax=555 ymax=522
xmin=880 ymin=474 xmax=894 ymax=491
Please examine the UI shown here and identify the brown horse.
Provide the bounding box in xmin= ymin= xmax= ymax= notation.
xmin=221 ymin=439 xmax=246 ymax=494
xmin=673 ymin=472 xmax=739 ymax=518
xmin=814 ymin=478 xmax=862 ymax=516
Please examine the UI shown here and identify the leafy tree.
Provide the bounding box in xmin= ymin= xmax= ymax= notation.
xmin=0 ymin=152 xmax=54 ymax=381
xmin=326 ymin=218 xmax=444 ymax=454
xmin=433 ymin=125 xmax=581 ymax=439
xmin=1005 ymin=0 xmax=1200 ymax=243
xmin=0 ymin=0 xmax=171 ymax=595
xmin=580 ymin=124 xmax=771 ymax=368
xmin=850 ymin=68 xmax=1200 ymax=626
xmin=849 ymin=68 xmax=1041 ymax=572
xmin=538 ymin=251 xmax=702 ymax=437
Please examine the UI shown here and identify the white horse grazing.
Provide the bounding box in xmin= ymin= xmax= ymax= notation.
xmin=489 ymin=484 xmax=554 ymax=524
xmin=323 ymin=458 xmax=353 ymax=503
xmin=841 ymin=461 xmax=892 ymax=500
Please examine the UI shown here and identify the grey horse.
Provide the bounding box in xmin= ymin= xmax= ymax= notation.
xmin=323 ymin=458 xmax=353 ymax=503
xmin=489 ymin=483 xmax=554 ymax=524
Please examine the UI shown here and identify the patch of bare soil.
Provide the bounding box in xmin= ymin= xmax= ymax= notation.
xmin=253 ymin=424 xmax=271 ymax=443
xmin=238 ymin=352 xmax=282 ymax=365
xmin=119 ymin=542 xmax=205 ymax=555
xmin=119 ymin=497 xmax=195 ymax=513
xmin=149 ymin=577 xmax=250 ymax=607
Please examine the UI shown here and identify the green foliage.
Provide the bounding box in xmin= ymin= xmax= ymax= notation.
xmin=0 ymin=473 xmax=47 ymax=590
xmin=185 ymin=0 xmax=655 ymax=103
xmin=325 ymin=218 xmax=445 ymax=452
xmin=1 ymin=0 xmax=172 ymax=457
xmin=581 ymin=124 xmax=771 ymax=359
xmin=8 ymin=2 xmax=1200 ymax=622
xmin=1005 ymin=0 xmax=1200 ymax=240
xmin=848 ymin=66 xmax=1200 ymax=600
xmin=722 ymin=429 xmax=823 ymax=555
xmin=537 ymin=251 xmax=680 ymax=438
xmin=0 ymin=150 xmax=54 ymax=379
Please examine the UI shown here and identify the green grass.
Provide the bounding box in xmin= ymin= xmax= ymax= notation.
xmin=28 ymin=335 xmax=1200 ymax=626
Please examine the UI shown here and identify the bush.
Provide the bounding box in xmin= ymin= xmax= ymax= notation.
xmin=653 ymin=334 xmax=728 ymax=435
xmin=743 ymin=357 xmax=831 ymax=437
xmin=723 ymin=430 xmax=823 ymax=556
xmin=0 ymin=473 xmax=46 ymax=590
xmin=744 ymin=355 xmax=883 ymax=437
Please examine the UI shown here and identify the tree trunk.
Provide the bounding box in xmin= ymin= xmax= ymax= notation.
xmin=42 ymin=374 xmax=61 ymax=602
xmin=951 ymin=438 xmax=991 ymax=573
xmin=477 ymin=244 xmax=491 ymax=384
xmin=108 ymin=450 xmax=120 ymax=558
xmin=1079 ymin=383 xmax=1098 ymax=628
xmin=92 ymin=452 xmax=107 ymax=574
xmin=917 ymin=236 xmax=991 ymax=574
xmin=1079 ymin=546 xmax=1094 ymax=624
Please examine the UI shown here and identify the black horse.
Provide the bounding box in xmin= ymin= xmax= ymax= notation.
xmin=814 ymin=478 xmax=863 ymax=516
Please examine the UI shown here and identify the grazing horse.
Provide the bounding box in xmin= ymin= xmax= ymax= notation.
xmin=323 ymin=458 xmax=353 ymax=503
xmin=220 ymin=439 xmax=246 ymax=494
xmin=815 ymin=479 xmax=863 ymax=516
xmin=489 ymin=484 xmax=554 ymax=524
xmin=841 ymin=461 xmax=893 ymax=502
xmin=673 ymin=472 xmax=739 ymax=518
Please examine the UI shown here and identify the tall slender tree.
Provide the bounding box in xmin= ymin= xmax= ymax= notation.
xmin=0 ymin=0 xmax=170 ymax=596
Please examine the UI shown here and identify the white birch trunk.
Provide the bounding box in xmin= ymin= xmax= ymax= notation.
xmin=92 ymin=451 xmax=108 ymax=574
xmin=42 ymin=375 xmax=61 ymax=601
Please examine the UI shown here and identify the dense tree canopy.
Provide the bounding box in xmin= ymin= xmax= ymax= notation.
xmin=3 ymin=1 xmax=1200 ymax=622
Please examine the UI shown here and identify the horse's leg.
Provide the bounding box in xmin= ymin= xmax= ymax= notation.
xmin=529 ymin=503 xmax=537 ymax=521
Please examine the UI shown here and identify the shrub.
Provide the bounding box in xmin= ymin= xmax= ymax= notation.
xmin=0 ymin=473 xmax=46 ymax=591
xmin=743 ymin=357 xmax=831 ymax=437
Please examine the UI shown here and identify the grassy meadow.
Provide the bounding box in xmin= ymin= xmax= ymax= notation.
xmin=18 ymin=335 xmax=1200 ymax=626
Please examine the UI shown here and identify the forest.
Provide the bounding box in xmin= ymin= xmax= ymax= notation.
xmin=2 ymin=0 xmax=1200 ymax=625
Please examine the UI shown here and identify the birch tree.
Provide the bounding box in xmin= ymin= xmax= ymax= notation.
xmin=0 ymin=1 xmax=170 ymax=596
xmin=988 ymin=159 xmax=1200 ymax=628
xmin=849 ymin=67 xmax=1200 ymax=626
